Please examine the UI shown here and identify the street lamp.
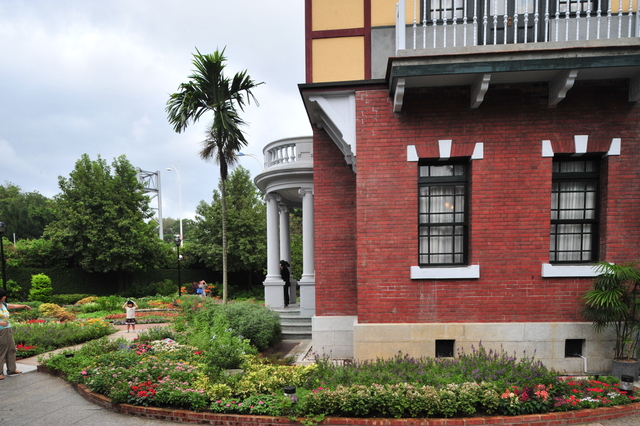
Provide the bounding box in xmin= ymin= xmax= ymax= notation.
xmin=174 ymin=235 xmax=182 ymax=296
xmin=0 ymin=222 xmax=6 ymax=291
xmin=238 ymin=152 xmax=264 ymax=172
xmin=166 ymin=162 xmax=183 ymax=245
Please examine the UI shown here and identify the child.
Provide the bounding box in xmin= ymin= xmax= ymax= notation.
xmin=122 ymin=300 xmax=138 ymax=333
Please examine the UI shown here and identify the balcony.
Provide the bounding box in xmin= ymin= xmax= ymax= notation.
xmin=254 ymin=136 xmax=313 ymax=209
xmin=388 ymin=0 xmax=640 ymax=111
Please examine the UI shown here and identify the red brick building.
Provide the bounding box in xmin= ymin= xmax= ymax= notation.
xmin=258 ymin=0 xmax=640 ymax=374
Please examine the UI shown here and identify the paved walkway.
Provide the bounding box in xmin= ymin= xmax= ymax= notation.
xmin=1 ymin=323 xmax=639 ymax=425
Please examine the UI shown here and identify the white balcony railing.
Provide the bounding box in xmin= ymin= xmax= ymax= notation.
xmin=263 ymin=137 xmax=313 ymax=171
xmin=396 ymin=0 xmax=639 ymax=51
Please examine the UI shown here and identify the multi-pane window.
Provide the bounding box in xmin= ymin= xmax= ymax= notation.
xmin=428 ymin=0 xmax=466 ymax=21
xmin=550 ymin=158 xmax=599 ymax=263
xmin=419 ymin=163 xmax=468 ymax=265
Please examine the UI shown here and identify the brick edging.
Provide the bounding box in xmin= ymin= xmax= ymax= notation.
xmin=38 ymin=365 xmax=640 ymax=425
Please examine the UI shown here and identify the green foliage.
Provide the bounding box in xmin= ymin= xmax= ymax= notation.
xmin=0 ymin=182 xmax=55 ymax=240
xmin=582 ymin=261 xmax=640 ymax=359
xmin=13 ymin=319 xmax=115 ymax=355
xmin=50 ymin=294 xmax=94 ymax=305
xmin=29 ymin=273 xmax=53 ymax=302
xmin=7 ymin=238 xmax=65 ymax=269
xmin=188 ymin=166 xmax=266 ymax=274
xmin=176 ymin=298 xmax=280 ymax=352
xmin=136 ymin=325 xmax=178 ymax=343
xmin=4 ymin=279 xmax=23 ymax=301
xmin=44 ymin=154 xmax=165 ymax=277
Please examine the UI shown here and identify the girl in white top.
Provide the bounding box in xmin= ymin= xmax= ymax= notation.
xmin=122 ymin=300 xmax=138 ymax=333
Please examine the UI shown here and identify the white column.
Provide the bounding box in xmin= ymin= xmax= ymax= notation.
xmin=298 ymin=187 xmax=315 ymax=317
xmin=279 ymin=205 xmax=296 ymax=304
xmin=263 ymin=193 xmax=285 ymax=308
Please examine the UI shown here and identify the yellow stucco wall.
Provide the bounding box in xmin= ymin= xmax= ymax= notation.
xmin=312 ymin=37 xmax=365 ymax=82
xmin=312 ymin=0 xmax=364 ymax=31
xmin=372 ymin=0 xmax=413 ymax=26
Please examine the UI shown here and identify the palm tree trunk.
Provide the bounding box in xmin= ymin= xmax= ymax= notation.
xmin=221 ymin=177 xmax=228 ymax=304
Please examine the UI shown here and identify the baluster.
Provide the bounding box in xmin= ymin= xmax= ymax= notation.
xmin=636 ymin=0 xmax=640 ymax=37
xmin=423 ymin=0 xmax=428 ymax=48
xmin=515 ymin=0 xmax=521 ymax=44
xmin=444 ymin=0 xmax=449 ymax=47
xmin=493 ymin=0 xmax=499 ymax=44
xmin=413 ymin=0 xmax=417 ymax=49
xmin=503 ymin=0 xmax=509 ymax=43
xmin=586 ymin=0 xmax=591 ymax=40
xmin=473 ymin=0 xmax=478 ymax=45
xmin=596 ymin=0 xmax=602 ymax=38
xmin=453 ymin=0 xmax=458 ymax=47
xmin=627 ymin=0 xmax=633 ymax=37
xmin=617 ymin=0 xmax=623 ymax=38
xmin=575 ymin=0 xmax=581 ymax=40
xmin=534 ymin=0 xmax=539 ymax=42
xmin=544 ymin=0 xmax=550 ymax=41
xmin=607 ymin=0 xmax=612 ymax=39
xmin=565 ymin=0 xmax=570 ymax=41
xmin=433 ymin=9 xmax=438 ymax=48
xmin=554 ymin=0 xmax=560 ymax=41
xmin=463 ymin=0 xmax=468 ymax=46
xmin=483 ymin=0 xmax=489 ymax=44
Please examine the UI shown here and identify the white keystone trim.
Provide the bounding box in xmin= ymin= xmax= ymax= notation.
xmin=411 ymin=265 xmax=480 ymax=279
xmin=542 ymin=140 xmax=554 ymax=157
xmin=472 ymin=143 xmax=484 ymax=159
xmin=607 ymin=138 xmax=621 ymax=156
xmin=407 ymin=145 xmax=419 ymax=162
xmin=438 ymin=139 xmax=452 ymax=160
xmin=573 ymin=135 xmax=589 ymax=155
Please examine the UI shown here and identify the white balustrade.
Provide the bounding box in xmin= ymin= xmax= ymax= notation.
xmin=396 ymin=0 xmax=638 ymax=52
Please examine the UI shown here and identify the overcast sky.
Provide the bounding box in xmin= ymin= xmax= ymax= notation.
xmin=0 ymin=0 xmax=312 ymax=224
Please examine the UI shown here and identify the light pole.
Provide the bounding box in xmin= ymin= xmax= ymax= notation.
xmin=174 ymin=235 xmax=182 ymax=296
xmin=238 ymin=152 xmax=264 ymax=172
xmin=167 ymin=162 xmax=183 ymax=245
xmin=0 ymin=222 xmax=6 ymax=291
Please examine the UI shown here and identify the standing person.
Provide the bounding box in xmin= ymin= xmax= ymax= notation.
xmin=0 ymin=288 xmax=32 ymax=379
xmin=280 ymin=260 xmax=291 ymax=307
xmin=122 ymin=300 xmax=138 ymax=333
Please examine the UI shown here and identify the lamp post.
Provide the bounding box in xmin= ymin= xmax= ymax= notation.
xmin=174 ymin=235 xmax=182 ymax=296
xmin=0 ymin=222 xmax=5 ymax=291
xmin=167 ymin=162 xmax=183 ymax=245
xmin=238 ymin=152 xmax=264 ymax=172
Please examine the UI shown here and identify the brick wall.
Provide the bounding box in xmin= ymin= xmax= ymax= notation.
xmin=314 ymin=129 xmax=358 ymax=316
xmin=315 ymin=80 xmax=640 ymax=324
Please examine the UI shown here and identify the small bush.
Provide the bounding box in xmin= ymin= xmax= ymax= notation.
xmin=29 ymin=273 xmax=53 ymax=302
xmin=50 ymin=294 xmax=94 ymax=305
xmin=76 ymin=296 xmax=98 ymax=305
xmin=38 ymin=303 xmax=76 ymax=322
xmin=220 ymin=302 xmax=282 ymax=352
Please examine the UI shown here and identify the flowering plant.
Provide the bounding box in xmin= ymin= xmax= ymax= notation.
xmin=553 ymin=378 xmax=635 ymax=411
xmin=15 ymin=343 xmax=38 ymax=358
xmin=128 ymin=380 xmax=157 ymax=406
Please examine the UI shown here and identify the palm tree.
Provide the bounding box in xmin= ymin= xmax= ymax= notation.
xmin=166 ymin=48 xmax=262 ymax=303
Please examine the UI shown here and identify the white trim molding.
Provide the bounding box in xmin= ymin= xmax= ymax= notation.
xmin=541 ymin=263 xmax=599 ymax=278
xmin=411 ymin=265 xmax=480 ymax=279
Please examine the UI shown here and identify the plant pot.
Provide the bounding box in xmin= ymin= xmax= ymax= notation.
xmin=611 ymin=358 xmax=639 ymax=381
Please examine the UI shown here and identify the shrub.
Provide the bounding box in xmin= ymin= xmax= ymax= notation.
xmin=29 ymin=273 xmax=53 ymax=302
xmin=76 ymin=296 xmax=97 ymax=305
xmin=5 ymin=279 xmax=23 ymax=301
xmin=50 ymin=294 xmax=93 ymax=305
xmin=38 ymin=303 xmax=76 ymax=322
xmin=219 ymin=302 xmax=281 ymax=352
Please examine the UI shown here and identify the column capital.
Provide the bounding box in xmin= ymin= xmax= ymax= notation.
xmin=278 ymin=204 xmax=289 ymax=214
xmin=298 ymin=187 xmax=314 ymax=197
xmin=265 ymin=192 xmax=281 ymax=203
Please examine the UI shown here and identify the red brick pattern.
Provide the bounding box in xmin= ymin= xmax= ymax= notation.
xmin=313 ymin=80 xmax=640 ymax=324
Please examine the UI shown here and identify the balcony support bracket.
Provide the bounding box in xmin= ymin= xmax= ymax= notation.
xmin=549 ymin=69 xmax=579 ymax=106
xmin=471 ymin=74 xmax=491 ymax=109
xmin=393 ymin=78 xmax=406 ymax=112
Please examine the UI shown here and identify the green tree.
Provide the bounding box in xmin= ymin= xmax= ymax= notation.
xmin=162 ymin=217 xmax=195 ymax=244
xmin=0 ymin=183 xmax=55 ymax=240
xmin=166 ymin=47 xmax=262 ymax=303
xmin=189 ymin=166 xmax=266 ymax=281
xmin=44 ymin=154 xmax=164 ymax=290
